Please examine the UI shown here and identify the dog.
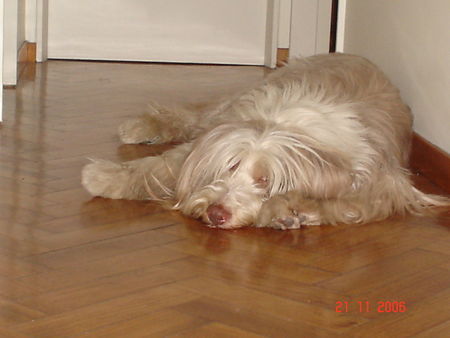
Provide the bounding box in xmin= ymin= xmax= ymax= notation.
xmin=82 ymin=53 xmax=448 ymax=229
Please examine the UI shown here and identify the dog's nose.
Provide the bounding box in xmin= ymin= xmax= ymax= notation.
xmin=206 ymin=204 xmax=231 ymax=226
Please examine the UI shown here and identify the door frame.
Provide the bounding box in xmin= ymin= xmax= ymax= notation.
xmin=36 ymin=0 xmax=48 ymax=62
xmin=0 ymin=0 xmax=4 ymax=121
xmin=265 ymin=0 xmax=280 ymax=68
xmin=335 ymin=0 xmax=346 ymax=52
xmin=289 ymin=0 xmax=333 ymax=57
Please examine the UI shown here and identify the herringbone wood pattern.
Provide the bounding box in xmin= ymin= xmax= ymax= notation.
xmin=0 ymin=61 xmax=449 ymax=337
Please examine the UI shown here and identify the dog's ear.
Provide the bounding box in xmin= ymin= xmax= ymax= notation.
xmin=265 ymin=132 xmax=354 ymax=199
xmin=299 ymin=148 xmax=353 ymax=199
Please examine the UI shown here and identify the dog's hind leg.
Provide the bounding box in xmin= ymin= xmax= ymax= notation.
xmin=82 ymin=143 xmax=192 ymax=200
xmin=119 ymin=103 xmax=201 ymax=144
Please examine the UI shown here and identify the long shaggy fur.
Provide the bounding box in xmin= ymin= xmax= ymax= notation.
xmin=82 ymin=53 xmax=448 ymax=229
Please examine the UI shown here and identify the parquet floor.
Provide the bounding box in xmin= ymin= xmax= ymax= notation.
xmin=0 ymin=60 xmax=449 ymax=337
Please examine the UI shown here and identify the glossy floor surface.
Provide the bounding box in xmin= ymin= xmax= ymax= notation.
xmin=1 ymin=61 xmax=449 ymax=337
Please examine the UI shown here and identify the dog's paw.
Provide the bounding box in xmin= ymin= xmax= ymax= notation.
xmin=256 ymin=195 xmax=322 ymax=230
xmin=118 ymin=117 xmax=162 ymax=144
xmin=82 ymin=160 xmax=131 ymax=199
xmin=267 ymin=215 xmax=305 ymax=230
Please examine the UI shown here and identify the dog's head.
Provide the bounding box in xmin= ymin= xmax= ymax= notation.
xmin=174 ymin=121 xmax=351 ymax=228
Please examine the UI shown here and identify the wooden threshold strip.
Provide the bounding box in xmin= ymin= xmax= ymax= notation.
xmin=18 ymin=41 xmax=37 ymax=82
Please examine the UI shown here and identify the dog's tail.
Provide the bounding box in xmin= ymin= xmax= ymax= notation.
xmin=384 ymin=170 xmax=450 ymax=219
xmin=410 ymin=186 xmax=450 ymax=211
xmin=353 ymin=170 xmax=449 ymax=224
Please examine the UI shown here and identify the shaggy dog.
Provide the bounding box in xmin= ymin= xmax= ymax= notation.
xmin=82 ymin=53 xmax=447 ymax=229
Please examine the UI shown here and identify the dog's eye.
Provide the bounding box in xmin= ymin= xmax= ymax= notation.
xmin=229 ymin=162 xmax=240 ymax=172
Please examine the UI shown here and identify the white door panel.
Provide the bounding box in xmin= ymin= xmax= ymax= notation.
xmin=48 ymin=0 xmax=270 ymax=65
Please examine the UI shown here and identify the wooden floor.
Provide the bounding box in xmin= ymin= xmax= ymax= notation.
xmin=1 ymin=61 xmax=449 ymax=337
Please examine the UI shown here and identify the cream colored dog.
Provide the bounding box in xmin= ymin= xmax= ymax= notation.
xmin=82 ymin=53 xmax=447 ymax=229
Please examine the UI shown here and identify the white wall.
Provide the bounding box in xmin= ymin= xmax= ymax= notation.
xmin=343 ymin=0 xmax=450 ymax=153
xmin=3 ymin=0 xmax=19 ymax=85
xmin=3 ymin=0 xmax=27 ymax=85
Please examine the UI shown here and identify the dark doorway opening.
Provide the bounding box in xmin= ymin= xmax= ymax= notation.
xmin=329 ymin=0 xmax=339 ymax=52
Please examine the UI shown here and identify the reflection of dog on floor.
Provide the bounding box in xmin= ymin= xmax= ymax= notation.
xmin=82 ymin=53 xmax=448 ymax=229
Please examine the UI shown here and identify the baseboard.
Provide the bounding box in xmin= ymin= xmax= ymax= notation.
xmin=410 ymin=132 xmax=450 ymax=193
xmin=18 ymin=41 xmax=37 ymax=82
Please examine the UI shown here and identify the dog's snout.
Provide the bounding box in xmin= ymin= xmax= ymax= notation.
xmin=206 ymin=204 xmax=231 ymax=226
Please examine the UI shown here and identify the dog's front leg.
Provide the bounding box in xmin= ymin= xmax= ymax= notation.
xmin=82 ymin=143 xmax=192 ymax=200
xmin=256 ymin=192 xmax=323 ymax=230
xmin=257 ymin=191 xmax=370 ymax=229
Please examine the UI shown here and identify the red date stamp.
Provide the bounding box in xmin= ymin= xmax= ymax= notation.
xmin=336 ymin=301 xmax=407 ymax=313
